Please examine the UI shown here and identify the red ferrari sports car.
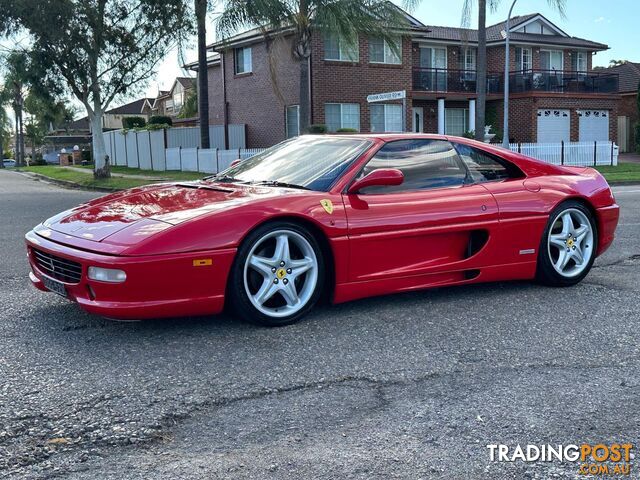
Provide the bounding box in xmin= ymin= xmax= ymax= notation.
xmin=26 ymin=134 xmax=619 ymax=326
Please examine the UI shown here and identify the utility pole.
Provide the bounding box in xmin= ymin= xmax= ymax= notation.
xmin=502 ymin=0 xmax=517 ymax=148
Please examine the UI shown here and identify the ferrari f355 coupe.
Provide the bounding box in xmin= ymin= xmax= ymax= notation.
xmin=26 ymin=134 xmax=619 ymax=326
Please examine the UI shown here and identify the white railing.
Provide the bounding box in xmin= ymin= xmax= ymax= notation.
xmin=508 ymin=141 xmax=618 ymax=166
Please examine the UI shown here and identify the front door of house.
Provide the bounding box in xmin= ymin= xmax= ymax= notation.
xmin=412 ymin=107 xmax=424 ymax=132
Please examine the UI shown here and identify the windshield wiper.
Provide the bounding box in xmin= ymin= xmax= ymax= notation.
xmin=202 ymin=174 xmax=240 ymax=182
xmin=250 ymin=180 xmax=310 ymax=190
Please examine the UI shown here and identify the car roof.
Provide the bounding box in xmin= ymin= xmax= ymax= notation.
xmin=316 ymin=133 xmax=451 ymax=142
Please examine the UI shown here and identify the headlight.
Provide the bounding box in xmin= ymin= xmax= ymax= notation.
xmin=88 ymin=266 xmax=127 ymax=283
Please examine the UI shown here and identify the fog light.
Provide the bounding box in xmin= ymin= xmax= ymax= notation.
xmin=88 ymin=266 xmax=127 ymax=283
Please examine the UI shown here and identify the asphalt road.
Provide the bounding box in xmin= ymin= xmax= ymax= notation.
xmin=1 ymin=170 xmax=639 ymax=479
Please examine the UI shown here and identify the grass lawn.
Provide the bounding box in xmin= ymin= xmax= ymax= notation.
xmin=20 ymin=166 xmax=167 ymax=190
xmin=595 ymin=162 xmax=640 ymax=183
xmin=78 ymin=164 xmax=205 ymax=181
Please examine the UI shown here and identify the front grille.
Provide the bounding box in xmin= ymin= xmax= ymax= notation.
xmin=32 ymin=248 xmax=82 ymax=284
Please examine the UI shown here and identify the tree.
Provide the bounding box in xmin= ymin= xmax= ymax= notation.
xmin=178 ymin=90 xmax=198 ymax=118
xmin=217 ymin=0 xmax=409 ymax=133
xmin=196 ymin=0 xmax=210 ymax=148
xmin=609 ymin=59 xmax=628 ymax=67
xmin=461 ymin=0 xmax=566 ymax=141
xmin=1 ymin=52 xmax=30 ymax=166
xmin=0 ymin=0 xmax=193 ymax=178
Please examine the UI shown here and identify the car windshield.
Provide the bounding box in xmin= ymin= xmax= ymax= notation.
xmin=210 ymin=136 xmax=371 ymax=191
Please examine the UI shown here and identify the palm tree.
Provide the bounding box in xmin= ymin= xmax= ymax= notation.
xmin=461 ymin=0 xmax=566 ymax=141
xmin=195 ymin=0 xmax=210 ymax=148
xmin=217 ymin=0 xmax=409 ymax=133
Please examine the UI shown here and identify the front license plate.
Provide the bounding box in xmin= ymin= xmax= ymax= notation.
xmin=41 ymin=275 xmax=68 ymax=298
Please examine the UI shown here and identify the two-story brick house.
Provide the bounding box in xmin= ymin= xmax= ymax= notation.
xmin=194 ymin=9 xmax=619 ymax=148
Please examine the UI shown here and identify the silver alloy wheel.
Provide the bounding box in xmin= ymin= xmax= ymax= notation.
xmin=243 ymin=229 xmax=318 ymax=318
xmin=547 ymin=208 xmax=594 ymax=278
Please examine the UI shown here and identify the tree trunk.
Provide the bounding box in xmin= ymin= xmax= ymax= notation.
xmin=90 ymin=108 xmax=110 ymax=178
xmin=14 ymin=112 xmax=20 ymax=166
xmin=19 ymin=111 xmax=25 ymax=166
xmin=196 ymin=0 xmax=210 ymax=149
xmin=299 ymin=56 xmax=310 ymax=133
xmin=475 ymin=0 xmax=487 ymax=142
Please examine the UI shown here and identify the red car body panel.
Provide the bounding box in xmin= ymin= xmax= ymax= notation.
xmin=25 ymin=134 xmax=619 ymax=319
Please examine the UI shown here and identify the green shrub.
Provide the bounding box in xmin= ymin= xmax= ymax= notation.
xmin=122 ymin=116 xmax=146 ymax=129
xmin=149 ymin=115 xmax=173 ymax=126
xmin=635 ymin=122 xmax=640 ymax=154
xmin=31 ymin=153 xmax=47 ymax=165
xmin=336 ymin=128 xmax=358 ymax=133
xmin=81 ymin=150 xmax=92 ymax=162
xmin=306 ymin=124 xmax=327 ymax=134
xmin=462 ymin=130 xmax=475 ymax=139
xmin=146 ymin=122 xmax=171 ymax=130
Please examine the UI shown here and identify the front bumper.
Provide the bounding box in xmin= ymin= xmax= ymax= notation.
xmin=25 ymin=230 xmax=236 ymax=320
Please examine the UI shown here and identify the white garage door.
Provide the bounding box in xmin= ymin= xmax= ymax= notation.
xmin=578 ymin=110 xmax=609 ymax=142
xmin=537 ymin=109 xmax=570 ymax=143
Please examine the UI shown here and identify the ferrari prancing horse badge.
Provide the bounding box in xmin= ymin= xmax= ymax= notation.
xmin=320 ymin=199 xmax=333 ymax=215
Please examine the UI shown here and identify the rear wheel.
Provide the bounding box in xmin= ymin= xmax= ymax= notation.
xmin=228 ymin=222 xmax=324 ymax=326
xmin=536 ymin=201 xmax=597 ymax=286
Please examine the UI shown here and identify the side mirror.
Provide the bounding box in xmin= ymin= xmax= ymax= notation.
xmin=230 ymin=158 xmax=242 ymax=167
xmin=348 ymin=168 xmax=404 ymax=194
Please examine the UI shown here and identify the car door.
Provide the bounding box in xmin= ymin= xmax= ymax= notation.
xmin=451 ymin=141 xmax=550 ymax=266
xmin=343 ymin=139 xmax=499 ymax=283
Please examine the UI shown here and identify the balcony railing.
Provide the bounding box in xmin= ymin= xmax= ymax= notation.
xmin=412 ymin=68 xmax=619 ymax=95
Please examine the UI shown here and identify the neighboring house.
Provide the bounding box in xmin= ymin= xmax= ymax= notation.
xmin=60 ymin=98 xmax=153 ymax=133
xmin=606 ymin=61 xmax=639 ymax=152
xmin=151 ymin=77 xmax=196 ymax=118
xmin=100 ymin=98 xmax=153 ymax=129
xmin=191 ymin=8 xmax=620 ymax=148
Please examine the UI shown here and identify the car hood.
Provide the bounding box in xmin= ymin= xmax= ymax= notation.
xmin=43 ymin=181 xmax=277 ymax=242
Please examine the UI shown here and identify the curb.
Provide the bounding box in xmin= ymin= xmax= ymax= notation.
xmin=16 ymin=171 xmax=124 ymax=192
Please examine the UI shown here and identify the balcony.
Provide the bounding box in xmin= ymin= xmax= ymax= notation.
xmin=412 ymin=68 xmax=619 ymax=96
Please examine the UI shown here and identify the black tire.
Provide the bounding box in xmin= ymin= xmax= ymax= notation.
xmin=536 ymin=200 xmax=598 ymax=287
xmin=228 ymin=221 xmax=325 ymax=327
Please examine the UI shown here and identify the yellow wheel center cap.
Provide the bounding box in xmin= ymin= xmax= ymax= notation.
xmin=276 ymin=268 xmax=287 ymax=279
xmin=567 ymin=238 xmax=574 ymax=247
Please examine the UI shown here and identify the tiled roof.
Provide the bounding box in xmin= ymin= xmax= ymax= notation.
xmin=415 ymin=13 xmax=607 ymax=50
xmin=176 ymin=77 xmax=196 ymax=88
xmin=106 ymin=98 xmax=152 ymax=115
xmin=606 ymin=62 xmax=640 ymax=93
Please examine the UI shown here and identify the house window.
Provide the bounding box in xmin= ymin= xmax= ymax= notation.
xmin=541 ymin=50 xmax=563 ymax=72
xmin=324 ymin=34 xmax=359 ymax=62
xmin=286 ymin=105 xmax=300 ymax=138
xmin=458 ymin=47 xmax=476 ymax=80
xmin=369 ymin=37 xmax=401 ymax=64
xmin=571 ymin=51 xmax=587 ymax=72
xmin=445 ymin=108 xmax=468 ymax=137
xmin=234 ymin=46 xmax=252 ymax=74
xmin=515 ymin=47 xmax=532 ymax=72
xmin=370 ymin=104 xmax=403 ymax=132
xmin=325 ymin=103 xmax=360 ymax=131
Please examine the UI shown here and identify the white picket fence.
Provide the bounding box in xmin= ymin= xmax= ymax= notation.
xmin=508 ymin=141 xmax=618 ymax=166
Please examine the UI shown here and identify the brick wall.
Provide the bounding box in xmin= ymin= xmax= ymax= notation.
xmin=206 ymin=64 xmax=225 ymax=125
xmin=223 ymin=38 xmax=300 ymax=147
xmin=619 ymin=93 xmax=638 ymax=149
xmin=311 ymin=35 xmax=413 ymax=132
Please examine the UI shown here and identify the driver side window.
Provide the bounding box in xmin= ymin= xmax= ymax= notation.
xmin=357 ymin=139 xmax=467 ymax=194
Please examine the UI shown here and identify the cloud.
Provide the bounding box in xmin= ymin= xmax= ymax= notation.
xmin=594 ymin=16 xmax=606 ymax=23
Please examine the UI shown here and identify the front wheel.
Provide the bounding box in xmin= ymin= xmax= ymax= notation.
xmin=228 ymin=222 xmax=325 ymax=326
xmin=536 ymin=201 xmax=598 ymax=287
